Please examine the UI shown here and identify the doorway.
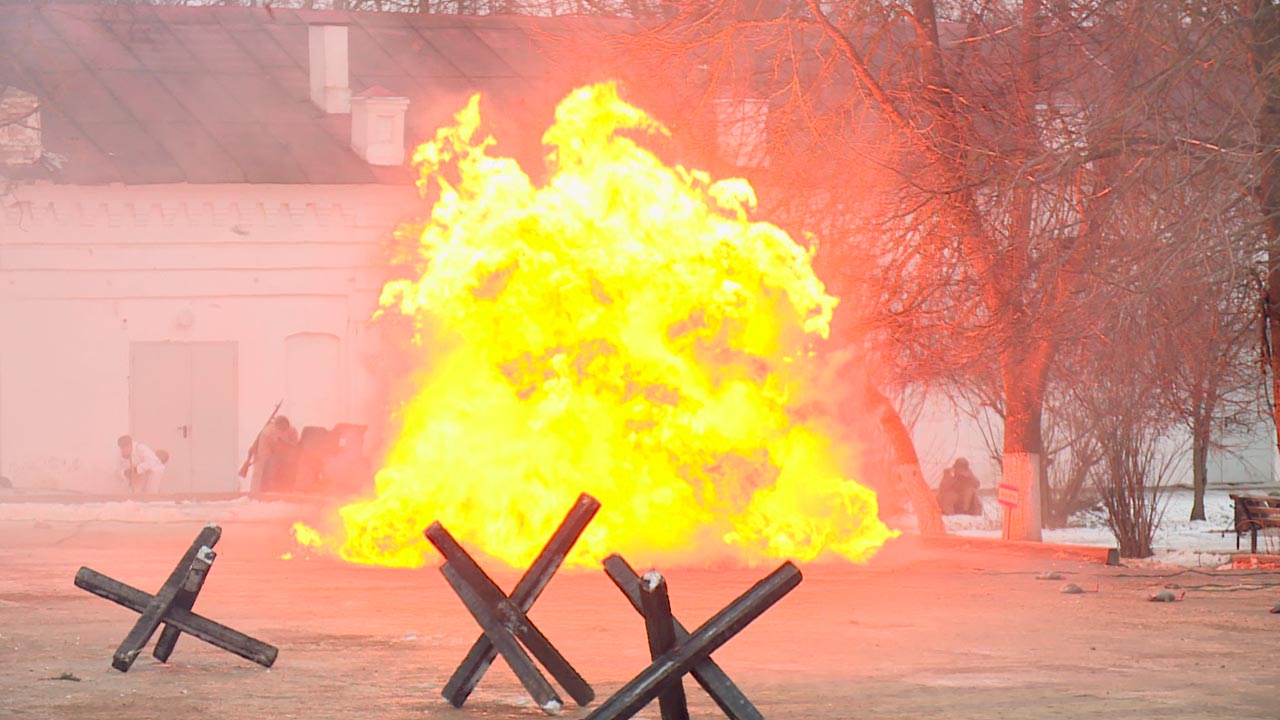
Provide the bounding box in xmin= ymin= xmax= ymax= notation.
xmin=129 ymin=341 xmax=238 ymax=494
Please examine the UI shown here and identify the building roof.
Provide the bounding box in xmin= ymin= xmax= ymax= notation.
xmin=0 ymin=2 xmax=633 ymax=185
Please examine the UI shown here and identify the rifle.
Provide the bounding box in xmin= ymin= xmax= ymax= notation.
xmin=238 ymin=399 xmax=284 ymax=478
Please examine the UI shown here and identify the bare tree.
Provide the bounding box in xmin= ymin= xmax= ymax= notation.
xmin=1087 ymin=3 xmax=1268 ymax=520
xmin=1057 ymin=273 xmax=1184 ymax=557
xmin=593 ymin=1 xmax=1274 ymax=543
xmin=21 ymin=0 xmax=660 ymax=16
xmin=1243 ymin=2 xmax=1280 ymax=458
xmin=1091 ymin=416 xmax=1178 ymax=559
xmin=603 ymin=1 xmax=1264 ymax=542
xmin=1151 ymin=234 xmax=1260 ymax=521
xmin=1042 ymin=408 xmax=1102 ymax=529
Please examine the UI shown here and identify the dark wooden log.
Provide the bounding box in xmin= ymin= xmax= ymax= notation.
xmin=443 ymin=493 xmax=600 ymax=708
xmin=111 ymin=524 xmax=222 ymax=672
xmin=75 ymin=567 xmax=278 ymax=668
xmin=639 ymin=571 xmax=689 ymax=720
xmin=585 ymin=562 xmax=802 ymax=720
xmin=440 ymin=563 xmax=564 ymax=714
xmin=153 ymin=545 xmax=216 ymax=662
xmin=425 ymin=521 xmax=594 ymax=707
xmin=602 ymin=554 xmax=765 ymax=720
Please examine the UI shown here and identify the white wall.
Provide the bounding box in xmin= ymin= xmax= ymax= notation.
xmin=0 ymin=182 xmax=419 ymax=492
xmin=909 ymin=396 xmax=1000 ymax=490
xmin=1208 ymin=424 xmax=1278 ymax=488
xmin=908 ymin=392 xmax=1279 ymax=492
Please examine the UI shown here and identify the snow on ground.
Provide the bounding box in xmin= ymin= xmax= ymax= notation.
xmin=933 ymin=487 xmax=1273 ymax=567
xmin=0 ymin=495 xmax=313 ymax=524
xmin=1 ymin=486 xmax=1275 ymax=567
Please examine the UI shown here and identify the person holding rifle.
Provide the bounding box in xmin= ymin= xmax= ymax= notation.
xmin=240 ymin=400 xmax=281 ymax=493
xmin=241 ymin=411 xmax=298 ymax=494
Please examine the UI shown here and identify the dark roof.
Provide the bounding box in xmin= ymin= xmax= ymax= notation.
xmin=0 ymin=3 xmax=635 ymax=185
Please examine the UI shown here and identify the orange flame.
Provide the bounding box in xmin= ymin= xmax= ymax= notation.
xmin=295 ymin=83 xmax=897 ymax=569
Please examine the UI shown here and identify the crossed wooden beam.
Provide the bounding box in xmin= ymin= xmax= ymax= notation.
xmin=425 ymin=493 xmax=801 ymax=720
xmin=74 ymin=523 xmax=278 ymax=671
xmin=427 ymin=493 xmax=600 ymax=714
xmin=67 ymin=493 xmax=800 ymax=720
xmin=588 ymin=554 xmax=803 ymax=720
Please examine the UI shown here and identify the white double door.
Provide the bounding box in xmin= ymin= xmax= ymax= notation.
xmin=129 ymin=341 xmax=238 ymax=494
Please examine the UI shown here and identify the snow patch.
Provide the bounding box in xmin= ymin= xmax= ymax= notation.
xmin=891 ymin=487 xmax=1271 ymax=567
xmin=0 ymin=497 xmax=309 ymax=524
xmin=642 ymin=570 xmax=663 ymax=591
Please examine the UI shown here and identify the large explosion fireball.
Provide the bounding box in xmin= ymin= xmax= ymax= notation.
xmin=296 ymin=83 xmax=896 ymax=569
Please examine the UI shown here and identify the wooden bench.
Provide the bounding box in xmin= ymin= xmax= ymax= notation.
xmin=1229 ymin=494 xmax=1280 ymax=554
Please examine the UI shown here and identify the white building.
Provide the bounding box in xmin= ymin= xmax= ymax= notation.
xmin=0 ymin=2 xmax=624 ymax=493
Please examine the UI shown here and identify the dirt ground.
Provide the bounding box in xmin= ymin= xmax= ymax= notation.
xmin=1 ymin=512 xmax=1277 ymax=719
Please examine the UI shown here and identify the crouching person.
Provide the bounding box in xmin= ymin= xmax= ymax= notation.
xmin=936 ymin=457 xmax=983 ymax=516
xmin=117 ymin=435 xmax=166 ymax=495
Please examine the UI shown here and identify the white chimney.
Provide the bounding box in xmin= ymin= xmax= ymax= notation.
xmin=0 ymin=86 xmax=41 ymax=166
xmin=350 ymin=87 xmax=410 ymax=166
xmin=309 ymin=24 xmax=350 ymax=114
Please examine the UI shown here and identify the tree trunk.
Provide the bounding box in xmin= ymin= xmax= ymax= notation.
xmin=809 ymin=0 xmax=1055 ymax=542
xmin=1248 ymin=2 xmax=1280 ymax=456
xmin=1001 ymin=452 xmax=1042 ymax=541
xmin=1190 ymin=414 xmax=1210 ymax=522
xmin=1000 ymin=344 xmax=1050 ymax=541
xmin=866 ymin=385 xmax=946 ymax=536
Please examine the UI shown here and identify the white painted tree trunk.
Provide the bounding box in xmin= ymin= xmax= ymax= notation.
xmin=1001 ymin=452 xmax=1043 ymax=542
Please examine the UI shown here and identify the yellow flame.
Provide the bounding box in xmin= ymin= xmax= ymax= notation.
xmin=297 ymin=83 xmax=896 ymax=569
